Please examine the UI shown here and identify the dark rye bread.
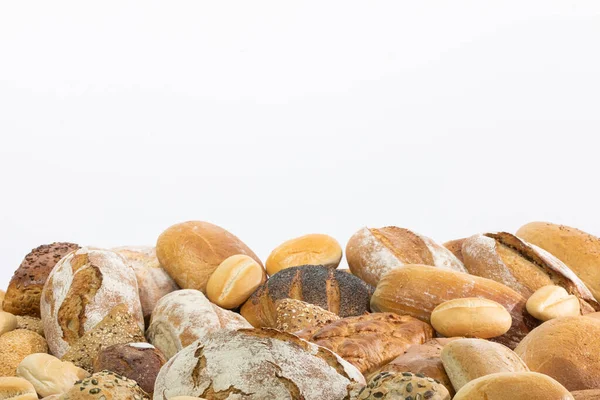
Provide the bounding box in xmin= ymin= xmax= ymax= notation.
xmin=3 ymin=242 xmax=79 ymax=317
xmin=240 ymin=265 xmax=374 ymax=328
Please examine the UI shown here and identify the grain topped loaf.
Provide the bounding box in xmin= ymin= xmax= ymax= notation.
xmin=275 ymin=298 xmax=340 ymax=333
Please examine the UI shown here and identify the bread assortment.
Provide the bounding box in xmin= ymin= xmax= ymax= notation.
xmin=1 ymin=219 xmax=599 ymax=398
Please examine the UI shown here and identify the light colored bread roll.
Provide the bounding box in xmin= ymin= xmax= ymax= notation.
xmin=346 ymin=226 xmax=466 ymax=286
xmin=515 ymin=316 xmax=600 ymax=391
xmin=453 ymin=372 xmax=573 ymax=400
xmin=357 ymin=371 xmax=451 ymax=400
xmin=431 ymin=298 xmax=512 ymax=338
xmin=443 ymin=238 xmax=466 ymax=263
xmin=441 ymin=338 xmax=529 ymax=392
xmin=40 ymin=247 xmax=144 ymax=358
xmin=206 ymin=254 xmax=266 ymax=309
xmin=16 ymin=353 xmax=89 ymax=397
xmin=0 ymin=311 xmax=17 ymax=336
xmin=156 ymin=221 xmax=262 ymax=293
xmin=0 ymin=377 xmax=37 ymax=400
xmin=265 ymin=233 xmax=342 ymax=276
xmin=526 ymin=285 xmax=581 ymax=321
xmin=572 ymin=389 xmax=600 ymax=399
xmin=371 ymin=265 xmax=537 ymax=349
xmin=0 ymin=329 xmax=48 ymax=377
xmin=517 ymin=222 xmax=600 ymax=302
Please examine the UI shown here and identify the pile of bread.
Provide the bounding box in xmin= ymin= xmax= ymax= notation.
xmin=1 ymin=221 xmax=600 ymax=399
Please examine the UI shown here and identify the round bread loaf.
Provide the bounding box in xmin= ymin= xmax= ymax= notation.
xmin=526 ymin=285 xmax=581 ymax=321
xmin=156 ymin=221 xmax=262 ymax=293
xmin=3 ymin=242 xmax=79 ymax=317
xmin=357 ymin=371 xmax=451 ymax=400
xmin=265 ymin=233 xmax=342 ymax=276
xmin=206 ymin=254 xmax=266 ymax=309
xmin=146 ymin=289 xmax=251 ymax=359
xmin=240 ymin=265 xmax=374 ymax=328
xmin=60 ymin=370 xmax=150 ymax=399
xmin=16 ymin=353 xmax=89 ymax=397
xmin=153 ymin=328 xmax=365 ymax=400
xmin=572 ymin=389 xmax=600 ymax=399
xmin=431 ymin=298 xmax=512 ymax=338
xmin=0 ymin=311 xmax=17 ymax=336
xmin=346 ymin=226 xmax=466 ymax=286
xmin=514 ymin=316 xmax=600 ymax=391
xmin=0 ymin=377 xmax=37 ymax=400
xmin=0 ymin=329 xmax=48 ymax=376
xmin=40 ymin=247 xmax=144 ymax=358
xmin=453 ymin=372 xmax=573 ymax=400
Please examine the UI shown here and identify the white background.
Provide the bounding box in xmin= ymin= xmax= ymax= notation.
xmin=1 ymin=2 xmax=600 ymax=290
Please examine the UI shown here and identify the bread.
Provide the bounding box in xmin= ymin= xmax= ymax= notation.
xmin=59 ymin=370 xmax=150 ymax=400
xmin=0 ymin=329 xmax=48 ymax=376
xmin=146 ymin=289 xmax=251 ymax=359
xmin=113 ymin=246 xmax=179 ymax=325
xmin=453 ymin=372 xmax=573 ymax=400
xmin=206 ymin=254 xmax=266 ymax=309
xmin=0 ymin=290 xmax=5 ymax=311
xmin=296 ymin=312 xmax=433 ymax=374
xmin=156 ymin=221 xmax=262 ymax=293
xmin=168 ymin=398 xmax=208 ymax=400
xmin=431 ymin=298 xmax=512 ymax=338
xmin=240 ymin=265 xmax=374 ymax=328
xmin=0 ymin=311 xmax=17 ymax=336
xmin=93 ymin=343 xmax=165 ymax=395
xmin=462 ymin=232 xmax=599 ymax=313
xmin=3 ymin=242 xmax=79 ymax=317
xmin=572 ymin=389 xmax=600 ymax=399
xmin=16 ymin=353 xmax=89 ymax=397
xmin=265 ymin=233 xmax=342 ymax=276
xmin=515 ymin=316 xmax=600 ymax=391
xmin=357 ymin=371 xmax=451 ymax=400
xmin=16 ymin=316 xmax=44 ymax=337
xmin=371 ymin=265 xmax=536 ymax=349
xmin=40 ymin=247 xmax=144 ymax=358
xmin=441 ymin=338 xmax=529 ymax=392
xmin=346 ymin=226 xmax=466 ymax=286
xmin=41 ymin=396 xmax=61 ymax=400
xmin=526 ymin=285 xmax=581 ymax=321
xmin=274 ymin=298 xmax=340 ymax=333
xmin=61 ymin=303 xmax=146 ymax=372
xmin=517 ymin=222 xmax=600 ymax=302
xmin=153 ymin=328 xmax=365 ymax=400
xmin=0 ymin=377 xmax=37 ymax=400
xmin=443 ymin=238 xmax=466 ymax=263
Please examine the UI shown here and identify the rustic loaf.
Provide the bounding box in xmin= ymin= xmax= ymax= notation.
xmin=443 ymin=238 xmax=466 ymax=264
xmin=274 ymin=298 xmax=340 ymax=333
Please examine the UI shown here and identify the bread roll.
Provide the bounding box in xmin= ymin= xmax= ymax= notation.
xmin=40 ymin=247 xmax=144 ymax=358
xmin=153 ymin=328 xmax=365 ymax=400
xmin=443 ymin=238 xmax=466 ymax=263
xmin=146 ymin=289 xmax=251 ymax=359
xmin=206 ymin=254 xmax=266 ymax=309
xmin=453 ymin=372 xmax=573 ymax=400
xmin=0 ymin=377 xmax=37 ymax=400
xmin=156 ymin=221 xmax=262 ymax=293
xmin=266 ymin=233 xmax=342 ymax=276
xmin=441 ymin=338 xmax=529 ymax=392
xmin=526 ymin=285 xmax=581 ymax=321
xmin=346 ymin=226 xmax=466 ymax=286
xmin=357 ymin=371 xmax=451 ymax=400
xmin=431 ymin=298 xmax=512 ymax=338
xmin=0 ymin=329 xmax=48 ymax=376
xmin=274 ymin=298 xmax=340 ymax=333
xmin=3 ymin=242 xmax=79 ymax=317
xmin=0 ymin=311 xmax=17 ymax=336
xmin=60 ymin=370 xmax=150 ymax=399
xmin=240 ymin=265 xmax=374 ymax=328
xmin=371 ymin=265 xmax=537 ymax=349
xmin=515 ymin=316 xmax=600 ymax=391
xmin=16 ymin=353 xmax=89 ymax=397
xmin=572 ymin=389 xmax=600 ymax=399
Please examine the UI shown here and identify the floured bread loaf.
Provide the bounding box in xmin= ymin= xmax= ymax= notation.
xmin=275 ymin=298 xmax=340 ymax=333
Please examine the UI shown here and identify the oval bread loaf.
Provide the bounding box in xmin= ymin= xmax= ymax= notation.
xmin=206 ymin=254 xmax=266 ymax=309
xmin=431 ymin=298 xmax=512 ymax=338
xmin=266 ymin=233 xmax=342 ymax=276
xmin=526 ymin=285 xmax=581 ymax=321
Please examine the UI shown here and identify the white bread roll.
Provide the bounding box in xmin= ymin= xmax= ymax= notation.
xmin=431 ymin=298 xmax=512 ymax=338
xmin=0 ymin=377 xmax=37 ymax=400
xmin=16 ymin=353 xmax=89 ymax=397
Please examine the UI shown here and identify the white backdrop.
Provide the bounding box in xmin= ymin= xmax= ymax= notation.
xmin=1 ymin=2 xmax=600 ymax=290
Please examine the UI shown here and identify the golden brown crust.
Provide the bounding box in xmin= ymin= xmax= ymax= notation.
xmin=443 ymin=238 xmax=466 ymax=264
xmin=265 ymin=234 xmax=342 ymax=276
xmin=0 ymin=329 xmax=48 ymax=376
xmin=431 ymin=298 xmax=512 ymax=338
xmin=206 ymin=254 xmax=266 ymax=309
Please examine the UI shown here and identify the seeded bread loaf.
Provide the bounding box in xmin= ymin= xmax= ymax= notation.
xmin=274 ymin=298 xmax=340 ymax=333
xmin=60 ymin=370 xmax=150 ymax=400
xmin=357 ymin=371 xmax=451 ymax=400
xmin=0 ymin=329 xmax=48 ymax=376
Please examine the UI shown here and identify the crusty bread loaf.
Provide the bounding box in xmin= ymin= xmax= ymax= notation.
xmin=146 ymin=289 xmax=251 ymax=359
xmin=370 ymin=265 xmax=537 ymax=349
xmin=346 ymin=226 xmax=466 ymax=286
xmin=266 ymin=233 xmax=342 ymax=276
xmin=0 ymin=377 xmax=37 ymax=400
xmin=441 ymin=338 xmax=529 ymax=392
xmin=572 ymin=389 xmax=600 ymax=399
xmin=526 ymin=285 xmax=581 ymax=321
xmin=16 ymin=353 xmax=89 ymax=397
xmin=240 ymin=265 xmax=374 ymax=328
xmin=0 ymin=329 xmax=48 ymax=376
xmin=40 ymin=247 xmax=144 ymax=358
xmin=3 ymin=242 xmax=79 ymax=317
xmin=443 ymin=238 xmax=466 ymax=263
xmin=156 ymin=221 xmax=262 ymax=293
xmin=60 ymin=370 xmax=150 ymax=399
xmin=515 ymin=316 xmax=600 ymax=391
xmin=296 ymin=312 xmax=433 ymax=374
xmin=206 ymin=254 xmax=266 ymax=309
xmin=357 ymin=371 xmax=451 ymax=400
xmin=153 ymin=328 xmax=365 ymax=400
xmin=462 ymin=232 xmax=598 ymax=312
xmin=431 ymin=298 xmax=512 ymax=338
xmin=453 ymin=372 xmax=573 ymax=400
xmin=274 ymin=298 xmax=340 ymax=333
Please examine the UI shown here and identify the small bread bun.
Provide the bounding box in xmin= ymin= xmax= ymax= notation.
xmin=453 ymin=372 xmax=573 ymax=400
xmin=206 ymin=254 xmax=267 ymax=309
xmin=16 ymin=353 xmax=89 ymax=397
xmin=266 ymin=234 xmax=342 ymax=276
xmin=0 ymin=311 xmax=17 ymax=336
xmin=0 ymin=377 xmax=37 ymax=400
xmin=431 ymin=298 xmax=512 ymax=338
xmin=526 ymin=285 xmax=581 ymax=321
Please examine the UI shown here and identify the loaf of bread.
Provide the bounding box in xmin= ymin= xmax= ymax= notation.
xmin=515 ymin=316 xmax=600 ymax=391
xmin=206 ymin=254 xmax=266 ymax=309
xmin=370 ymin=265 xmax=537 ymax=349
xmin=3 ymin=242 xmax=79 ymax=317
xmin=240 ymin=265 xmax=374 ymax=327
xmin=431 ymin=298 xmax=512 ymax=338
xmin=0 ymin=329 xmax=48 ymax=376
xmin=265 ymin=233 xmax=342 ymax=276
xmin=60 ymin=370 xmax=150 ymax=400
xmin=462 ymin=232 xmax=598 ymax=312
xmin=40 ymin=247 xmax=144 ymax=358
xmin=274 ymin=298 xmax=340 ymax=333
xmin=441 ymin=338 xmax=529 ymax=392
xmin=153 ymin=328 xmax=365 ymax=400
xmin=16 ymin=353 xmax=89 ymax=397
xmin=357 ymin=371 xmax=451 ymax=400
xmin=443 ymin=238 xmax=466 ymax=263
xmin=526 ymin=285 xmax=581 ymax=321
xmin=0 ymin=377 xmax=37 ymax=400
xmin=156 ymin=221 xmax=262 ymax=293
xmin=346 ymin=226 xmax=466 ymax=286
xmin=572 ymin=389 xmax=600 ymax=399
xmin=296 ymin=312 xmax=433 ymax=374
xmin=146 ymin=289 xmax=251 ymax=359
